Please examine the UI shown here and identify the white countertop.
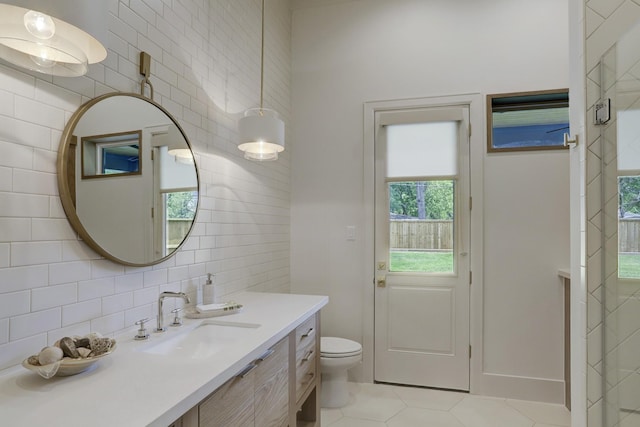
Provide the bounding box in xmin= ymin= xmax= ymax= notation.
xmin=0 ymin=292 xmax=328 ymax=427
xmin=558 ymin=268 xmax=571 ymax=279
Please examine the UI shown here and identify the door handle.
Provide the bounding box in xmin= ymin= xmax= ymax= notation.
xmin=376 ymin=276 xmax=386 ymax=287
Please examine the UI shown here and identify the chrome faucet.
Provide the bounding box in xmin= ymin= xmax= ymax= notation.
xmin=156 ymin=291 xmax=190 ymax=332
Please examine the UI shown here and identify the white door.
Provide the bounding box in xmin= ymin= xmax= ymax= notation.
xmin=374 ymin=105 xmax=471 ymax=390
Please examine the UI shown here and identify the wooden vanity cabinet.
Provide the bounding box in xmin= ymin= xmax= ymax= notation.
xmin=196 ymin=337 xmax=289 ymax=427
xmin=290 ymin=313 xmax=320 ymax=427
xmin=175 ymin=312 xmax=321 ymax=427
xmin=199 ymin=365 xmax=255 ymax=427
xmin=254 ymin=337 xmax=289 ymax=427
xmin=179 ymin=337 xmax=289 ymax=427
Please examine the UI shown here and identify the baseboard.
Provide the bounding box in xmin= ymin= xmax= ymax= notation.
xmin=476 ymin=372 xmax=565 ymax=404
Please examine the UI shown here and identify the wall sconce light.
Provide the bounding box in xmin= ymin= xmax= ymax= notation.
xmin=0 ymin=1 xmax=107 ymax=77
xmin=237 ymin=0 xmax=285 ymax=161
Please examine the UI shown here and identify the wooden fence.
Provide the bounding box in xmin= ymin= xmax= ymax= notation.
xmin=390 ymin=220 xmax=453 ymax=250
xmin=168 ymin=218 xmax=193 ymax=248
xmin=620 ymin=219 xmax=640 ymax=252
xmin=390 ymin=219 xmax=640 ymax=252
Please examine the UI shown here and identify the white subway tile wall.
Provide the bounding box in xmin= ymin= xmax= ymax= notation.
xmin=0 ymin=0 xmax=291 ymax=371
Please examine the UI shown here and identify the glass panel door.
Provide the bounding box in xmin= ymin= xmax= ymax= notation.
xmin=389 ymin=180 xmax=455 ymax=274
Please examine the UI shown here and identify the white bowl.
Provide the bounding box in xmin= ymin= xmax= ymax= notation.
xmin=22 ymin=343 xmax=117 ymax=379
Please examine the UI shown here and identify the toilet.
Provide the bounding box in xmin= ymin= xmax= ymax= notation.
xmin=320 ymin=337 xmax=362 ymax=408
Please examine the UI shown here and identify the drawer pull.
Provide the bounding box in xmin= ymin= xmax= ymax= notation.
xmin=256 ymin=348 xmax=275 ymax=362
xmin=302 ymin=350 xmax=314 ymax=362
xmin=237 ymin=363 xmax=257 ymax=378
xmin=301 ymin=372 xmax=315 ymax=385
xmin=301 ymin=327 xmax=315 ymax=339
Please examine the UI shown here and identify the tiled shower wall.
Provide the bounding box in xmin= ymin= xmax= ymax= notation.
xmin=0 ymin=0 xmax=292 ymax=371
xmin=585 ymin=0 xmax=640 ymax=425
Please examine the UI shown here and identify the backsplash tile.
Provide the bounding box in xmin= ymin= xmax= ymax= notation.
xmin=0 ymin=290 xmax=30 ymax=319
xmin=0 ymin=115 xmax=51 ymax=150
xmin=0 ymin=319 xmax=8 ymax=344
xmin=12 ymin=169 xmax=58 ymax=196
xmin=0 ymin=334 xmax=46 ymax=369
xmin=10 ymin=308 xmax=61 ymax=341
xmin=61 ymin=300 xmax=102 ymax=328
xmin=0 ymin=167 xmax=12 ymax=192
xmin=31 ymin=283 xmax=78 ymax=312
xmin=78 ymin=278 xmax=116 ymax=302
xmin=31 ymin=219 xmax=76 ymax=241
xmin=102 ymin=292 xmax=134 ymax=316
xmin=0 ymin=265 xmax=48 ymax=293
xmin=0 ymin=218 xmax=31 ymax=242
xmin=0 ymin=193 xmax=49 ymax=218
xmin=14 ymin=96 xmax=66 ymax=130
xmin=49 ymin=261 xmax=92 ymax=285
xmin=0 ymin=245 xmax=9 ymax=268
xmin=10 ymin=241 xmax=62 ymax=267
xmin=91 ymin=312 xmax=125 ymax=336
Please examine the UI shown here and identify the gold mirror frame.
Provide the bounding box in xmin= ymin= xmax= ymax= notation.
xmin=57 ymin=92 xmax=200 ymax=266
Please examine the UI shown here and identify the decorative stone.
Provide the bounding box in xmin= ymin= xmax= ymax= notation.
xmin=74 ymin=337 xmax=90 ymax=348
xmin=38 ymin=346 xmax=63 ymax=365
xmin=27 ymin=355 xmax=40 ymax=366
xmin=89 ymin=337 xmax=113 ymax=356
xmin=87 ymin=332 xmax=103 ymax=341
xmin=59 ymin=337 xmax=80 ymax=358
xmin=77 ymin=347 xmax=91 ymax=358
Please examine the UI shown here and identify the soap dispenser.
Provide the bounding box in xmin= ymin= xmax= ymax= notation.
xmin=203 ymin=273 xmax=216 ymax=305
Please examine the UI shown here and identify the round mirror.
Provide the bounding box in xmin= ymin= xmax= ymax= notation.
xmin=57 ymin=93 xmax=199 ymax=266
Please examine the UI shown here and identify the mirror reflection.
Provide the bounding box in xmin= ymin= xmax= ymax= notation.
xmin=58 ymin=93 xmax=199 ymax=266
xmin=82 ymin=130 xmax=141 ymax=177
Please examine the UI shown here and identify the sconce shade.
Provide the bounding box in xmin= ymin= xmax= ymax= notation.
xmin=157 ymin=124 xmax=194 ymax=164
xmin=238 ymin=108 xmax=285 ymax=161
xmin=0 ymin=2 xmax=107 ymax=76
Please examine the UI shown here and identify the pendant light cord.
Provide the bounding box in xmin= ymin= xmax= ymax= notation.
xmin=260 ymin=0 xmax=265 ymax=114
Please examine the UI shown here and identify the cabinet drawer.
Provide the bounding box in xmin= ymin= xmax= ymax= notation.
xmin=295 ymin=349 xmax=316 ymax=402
xmin=295 ymin=314 xmax=318 ymax=402
xmin=199 ymin=366 xmax=255 ymax=427
xmin=255 ymin=337 xmax=289 ymax=427
xmin=295 ymin=316 xmax=316 ymax=350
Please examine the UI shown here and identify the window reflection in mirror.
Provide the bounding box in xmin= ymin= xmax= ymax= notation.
xmin=152 ymin=127 xmax=198 ymax=258
xmin=81 ymin=130 xmax=142 ymax=178
xmin=164 ymin=191 xmax=198 ymax=254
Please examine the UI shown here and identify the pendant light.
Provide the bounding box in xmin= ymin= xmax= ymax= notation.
xmin=0 ymin=1 xmax=107 ymax=77
xmin=237 ymin=0 xmax=285 ymax=161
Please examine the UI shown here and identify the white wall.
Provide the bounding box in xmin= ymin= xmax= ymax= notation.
xmin=291 ymin=0 xmax=570 ymax=402
xmin=0 ymin=0 xmax=292 ymax=371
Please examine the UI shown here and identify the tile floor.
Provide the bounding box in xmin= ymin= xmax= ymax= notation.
xmin=320 ymin=383 xmax=571 ymax=427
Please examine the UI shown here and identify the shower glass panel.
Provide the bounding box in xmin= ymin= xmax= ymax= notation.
xmin=602 ymin=20 xmax=640 ymax=427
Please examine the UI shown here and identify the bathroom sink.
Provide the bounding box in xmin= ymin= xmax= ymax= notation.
xmin=138 ymin=320 xmax=261 ymax=360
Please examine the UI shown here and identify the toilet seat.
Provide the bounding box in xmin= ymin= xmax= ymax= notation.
xmin=321 ymin=337 xmax=362 ymax=358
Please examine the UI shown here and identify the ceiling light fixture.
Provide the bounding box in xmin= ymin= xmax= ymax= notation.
xmin=237 ymin=0 xmax=284 ymax=161
xmin=0 ymin=1 xmax=107 ymax=77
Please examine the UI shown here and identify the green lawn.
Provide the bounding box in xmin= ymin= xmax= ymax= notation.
xmin=619 ymin=253 xmax=640 ymax=278
xmin=391 ymin=251 xmax=640 ymax=278
xmin=390 ymin=251 xmax=453 ymax=273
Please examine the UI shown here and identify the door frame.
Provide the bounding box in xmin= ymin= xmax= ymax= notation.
xmin=363 ymin=93 xmax=484 ymax=393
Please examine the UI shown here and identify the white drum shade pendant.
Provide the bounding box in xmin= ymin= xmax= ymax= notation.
xmin=238 ymin=0 xmax=285 ymax=161
xmin=238 ymin=108 xmax=285 ymax=161
xmin=0 ymin=1 xmax=107 ymax=77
